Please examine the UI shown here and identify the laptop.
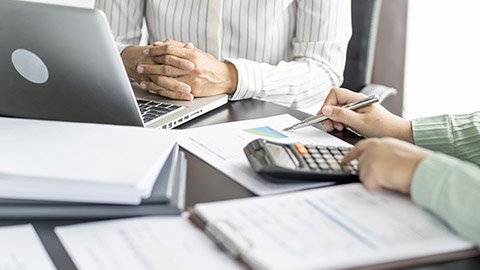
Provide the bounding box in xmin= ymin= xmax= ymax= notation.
xmin=0 ymin=1 xmax=227 ymax=129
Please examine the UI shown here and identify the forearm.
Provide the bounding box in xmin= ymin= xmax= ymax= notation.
xmin=226 ymin=58 xmax=343 ymax=108
xmin=411 ymin=153 xmax=480 ymax=246
xmin=412 ymin=112 xmax=480 ymax=165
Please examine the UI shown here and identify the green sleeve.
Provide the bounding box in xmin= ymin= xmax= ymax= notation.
xmin=410 ymin=112 xmax=480 ymax=246
xmin=412 ymin=112 xmax=480 ymax=166
xmin=411 ymin=153 xmax=480 ymax=246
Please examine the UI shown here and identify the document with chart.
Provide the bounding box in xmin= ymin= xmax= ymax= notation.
xmin=178 ymin=114 xmax=351 ymax=195
xmin=191 ymin=183 xmax=477 ymax=270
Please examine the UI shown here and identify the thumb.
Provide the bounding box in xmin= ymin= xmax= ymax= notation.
xmin=322 ymin=106 xmax=359 ymax=128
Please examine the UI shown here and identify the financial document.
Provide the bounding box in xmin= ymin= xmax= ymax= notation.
xmin=0 ymin=224 xmax=56 ymax=270
xmin=55 ymin=216 xmax=242 ymax=270
xmin=178 ymin=114 xmax=351 ymax=195
xmin=194 ymin=183 xmax=475 ymax=269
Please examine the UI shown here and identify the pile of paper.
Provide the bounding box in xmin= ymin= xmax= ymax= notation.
xmin=0 ymin=117 xmax=182 ymax=208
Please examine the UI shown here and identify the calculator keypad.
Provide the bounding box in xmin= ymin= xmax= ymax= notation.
xmin=300 ymin=144 xmax=358 ymax=173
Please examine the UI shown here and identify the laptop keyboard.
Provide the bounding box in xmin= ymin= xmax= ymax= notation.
xmin=136 ymin=99 xmax=184 ymax=123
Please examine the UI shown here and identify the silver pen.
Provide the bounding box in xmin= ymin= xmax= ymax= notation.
xmin=282 ymin=95 xmax=379 ymax=132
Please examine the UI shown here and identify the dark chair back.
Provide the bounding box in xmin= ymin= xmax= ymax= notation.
xmin=342 ymin=0 xmax=382 ymax=92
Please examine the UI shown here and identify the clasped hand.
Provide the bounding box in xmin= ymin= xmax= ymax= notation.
xmin=127 ymin=39 xmax=237 ymax=101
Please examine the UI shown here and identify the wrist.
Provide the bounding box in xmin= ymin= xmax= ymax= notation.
xmin=223 ymin=62 xmax=238 ymax=95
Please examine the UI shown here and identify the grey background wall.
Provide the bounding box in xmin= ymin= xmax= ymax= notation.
xmin=372 ymin=0 xmax=408 ymax=117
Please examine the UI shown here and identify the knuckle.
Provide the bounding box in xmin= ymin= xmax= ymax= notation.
xmin=161 ymin=65 xmax=171 ymax=74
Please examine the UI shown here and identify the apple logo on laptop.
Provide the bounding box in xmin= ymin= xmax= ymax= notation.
xmin=11 ymin=49 xmax=49 ymax=84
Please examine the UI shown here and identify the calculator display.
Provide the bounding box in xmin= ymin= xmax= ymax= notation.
xmin=265 ymin=143 xmax=297 ymax=170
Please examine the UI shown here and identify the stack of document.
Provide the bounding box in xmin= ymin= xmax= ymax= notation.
xmin=0 ymin=117 xmax=186 ymax=218
xmin=0 ymin=145 xmax=187 ymax=219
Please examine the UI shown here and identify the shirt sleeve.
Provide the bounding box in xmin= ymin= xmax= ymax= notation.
xmin=411 ymin=153 xmax=480 ymax=246
xmin=411 ymin=112 xmax=480 ymax=246
xmin=226 ymin=0 xmax=352 ymax=109
xmin=95 ymin=0 xmax=145 ymax=53
xmin=412 ymin=112 xmax=480 ymax=166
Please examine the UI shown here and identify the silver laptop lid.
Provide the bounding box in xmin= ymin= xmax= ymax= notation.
xmin=0 ymin=1 xmax=144 ymax=126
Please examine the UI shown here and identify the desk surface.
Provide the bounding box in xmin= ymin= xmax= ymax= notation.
xmin=1 ymin=99 xmax=479 ymax=270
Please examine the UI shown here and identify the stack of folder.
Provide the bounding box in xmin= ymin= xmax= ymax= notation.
xmin=0 ymin=117 xmax=187 ymax=218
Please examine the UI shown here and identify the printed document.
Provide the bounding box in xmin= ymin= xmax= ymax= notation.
xmin=0 ymin=224 xmax=56 ymax=270
xmin=194 ymin=183 xmax=475 ymax=270
xmin=178 ymin=114 xmax=351 ymax=195
xmin=55 ymin=216 xmax=242 ymax=270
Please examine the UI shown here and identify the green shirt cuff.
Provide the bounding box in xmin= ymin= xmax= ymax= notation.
xmin=412 ymin=115 xmax=454 ymax=156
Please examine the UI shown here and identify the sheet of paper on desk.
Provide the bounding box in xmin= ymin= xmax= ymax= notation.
xmin=55 ymin=216 xmax=243 ymax=270
xmin=177 ymin=114 xmax=351 ymax=195
xmin=194 ymin=183 xmax=476 ymax=270
xmin=0 ymin=224 xmax=56 ymax=270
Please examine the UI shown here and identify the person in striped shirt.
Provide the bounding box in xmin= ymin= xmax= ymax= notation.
xmin=319 ymin=87 xmax=480 ymax=245
xmin=95 ymin=0 xmax=352 ymax=110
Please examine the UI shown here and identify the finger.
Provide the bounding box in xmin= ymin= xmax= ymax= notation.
xmin=146 ymin=43 xmax=190 ymax=59
xmin=342 ymin=139 xmax=372 ymax=163
xmin=138 ymin=64 xmax=188 ymax=76
xmin=184 ymin=42 xmax=195 ymax=49
xmin=322 ymin=105 xmax=361 ymax=130
xmin=149 ymin=87 xmax=194 ymax=101
xmin=152 ymin=55 xmax=194 ymax=71
xmin=322 ymin=120 xmax=334 ymax=132
xmin=333 ymin=122 xmax=345 ymax=131
xmin=146 ymin=75 xmax=191 ymax=93
xmin=153 ymin=39 xmax=188 ymax=47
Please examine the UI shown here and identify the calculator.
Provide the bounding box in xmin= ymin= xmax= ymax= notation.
xmin=244 ymin=139 xmax=359 ymax=183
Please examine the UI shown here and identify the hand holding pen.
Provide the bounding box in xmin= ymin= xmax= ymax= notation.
xmin=283 ymin=95 xmax=379 ymax=132
xmin=288 ymin=88 xmax=414 ymax=142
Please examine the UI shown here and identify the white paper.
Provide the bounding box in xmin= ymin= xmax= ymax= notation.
xmin=195 ymin=183 xmax=475 ymax=270
xmin=55 ymin=215 xmax=242 ymax=270
xmin=0 ymin=224 xmax=56 ymax=270
xmin=0 ymin=117 xmax=176 ymax=204
xmin=178 ymin=114 xmax=351 ymax=195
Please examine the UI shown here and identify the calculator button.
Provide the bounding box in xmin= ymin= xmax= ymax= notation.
xmin=319 ymin=149 xmax=330 ymax=154
xmin=333 ymin=154 xmax=344 ymax=161
xmin=311 ymin=153 xmax=322 ymax=159
xmin=330 ymin=164 xmax=342 ymax=171
xmin=316 ymin=145 xmax=327 ymax=150
xmin=295 ymin=144 xmax=308 ymax=155
xmin=319 ymin=164 xmax=330 ymax=170
xmin=330 ymin=149 xmax=341 ymax=155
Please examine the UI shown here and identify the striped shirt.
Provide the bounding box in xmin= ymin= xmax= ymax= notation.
xmin=95 ymin=0 xmax=352 ymax=109
xmin=411 ymin=112 xmax=480 ymax=246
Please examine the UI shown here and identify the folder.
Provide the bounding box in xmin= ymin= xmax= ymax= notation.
xmin=0 ymin=146 xmax=187 ymax=219
xmin=189 ymin=183 xmax=479 ymax=270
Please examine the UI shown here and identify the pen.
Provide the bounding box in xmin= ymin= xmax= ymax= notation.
xmin=282 ymin=95 xmax=379 ymax=132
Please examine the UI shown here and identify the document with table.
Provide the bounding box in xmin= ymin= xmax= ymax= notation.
xmin=190 ymin=183 xmax=478 ymax=270
xmin=0 ymin=224 xmax=56 ymax=270
xmin=178 ymin=114 xmax=352 ymax=195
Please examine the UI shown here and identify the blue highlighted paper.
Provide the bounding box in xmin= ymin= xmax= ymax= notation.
xmin=242 ymin=126 xmax=288 ymax=139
